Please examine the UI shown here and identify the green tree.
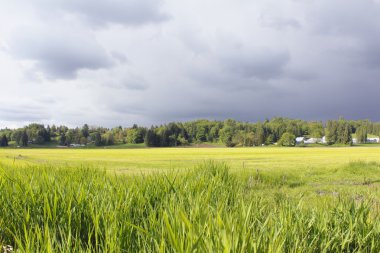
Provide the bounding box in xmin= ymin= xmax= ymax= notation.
xmin=254 ymin=123 xmax=265 ymax=146
xmin=21 ymin=130 xmax=28 ymax=147
xmin=176 ymin=135 xmax=189 ymax=146
xmin=342 ymin=123 xmax=352 ymax=145
xmin=337 ymin=119 xmax=352 ymax=145
xmin=112 ymin=126 xmax=125 ymax=144
xmin=92 ymin=132 xmax=103 ymax=146
xmin=144 ymin=128 xmax=159 ymax=147
xmin=326 ymin=119 xmax=352 ymax=145
xmin=59 ymin=132 xmax=66 ymax=145
xmin=308 ymin=121 xmax=324 ymax=138
xmin=102 ymin=132 xmax=114 ymax=145
xmin=0 ymin=134 xmax=8 ymax=147
xmin=356 ymin=126 xmax=367 ymax=144
xmin=126 ymin=128 xmax=140 ymax=144
xmin=278 ymin=133 xmax=296 ymax=146
xmin=81 ymin=124 xmax=89 ymax=138
xmin=195 ymin=126 xmax=207 ymax=142
xmin=219 ymin=126 xmax=235 ymax=147
xmin=233 ymin=130 xmax=254 ymax=147
xmin=209 ymin=125 xmax=220 ymax=142
xmin=265 ymin=134 xmax=274 ymax=145
xmin=219 ymin=119 xmax=237 ymax=147
xmin=326 ymin=120 xmax=338 ymax=145
xmin=65 ymin=130 xmax=75 ymax=146
xmin=126 ymin=127 xmax=145 ymax=144
xmin=25 ymin=123 xmax=50 ymax=144
xmin=159 ymin=128 xmax=171 ymax=147
xmin=50 ymin=125 xmax=57 ymax=137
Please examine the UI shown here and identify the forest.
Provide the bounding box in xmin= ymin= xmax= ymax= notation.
xmin=0 ymin=117 xmax=379 ymax=148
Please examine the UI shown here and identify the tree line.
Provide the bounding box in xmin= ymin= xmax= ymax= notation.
xmin=1 ymin=118 xmax=379 ymax=148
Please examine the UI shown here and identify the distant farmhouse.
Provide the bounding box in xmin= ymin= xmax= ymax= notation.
xmin=304 ymin=137 xmax=322 ymax=144
xmin=296 ymin=137 xmax=324 ymax=144
xmin=352 ymin=137 xmax=380 ymax=144
xmin=298 ymin=136 xmax=380 ymax=145
xmin=367 ymin=137 xmax=380 ymax=143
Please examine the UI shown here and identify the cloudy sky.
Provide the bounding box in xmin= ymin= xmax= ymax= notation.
xmin=1 ymin=0 xmax=380 ymax=128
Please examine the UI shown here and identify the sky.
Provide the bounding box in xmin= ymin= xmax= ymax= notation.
xmin=1 ymin=0 xmax=380 ymax=128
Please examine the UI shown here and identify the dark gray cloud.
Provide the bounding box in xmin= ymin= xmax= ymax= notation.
xmin=108 ymin=103 xmax=147 ymax=116
xmin=361 ymin=44 xmax=380 ymax=67
xmin=5 ymin=0 xmax=168 ymax=80
xmin=1 ymin=0 xmax=380 ymax=127
xmin=259 ymin=16 xmax=301 ymax=30
xmin=58 ymin=0 xmax=169 ymax=27
xmin=110 ymin=51 xmax=129 ymax=64
xmin=9 ymin=26 xmax=113 ymax=79
xmin=0 ymin=104 xmax=51 ymax=122
xmin=309 ymin=0 xmax=380 ymax=68
xmin=22 ymin=0 xmax=169 ymax=28
xmin=310 ymin=0 xmax=380 ymax=36
xmin=106 ymin=75 xmax=149 ymax=90
xmin=221 ymin=49 xmax=290 ymax=80
xmin=123 ymin=82 xmax=149 ymax=91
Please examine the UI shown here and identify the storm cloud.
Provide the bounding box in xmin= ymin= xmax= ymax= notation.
xmin=9 ymin=26 xmax=113 ymax=79
xmin=56 ymin=0 xmax=169 ymax=27
xmin=1 ymin=0 xmax=380 ymax=128
xmin=221 ymin=49 xmax=290 ymax=80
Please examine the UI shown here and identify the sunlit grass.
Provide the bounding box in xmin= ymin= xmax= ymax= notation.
xmin=0 ymin=161 xmax=380 ymax=252
xmin=1 ymin=147 xmax=380 ymax=251
xmin=1 ymin=147 xmax=380 ymax=171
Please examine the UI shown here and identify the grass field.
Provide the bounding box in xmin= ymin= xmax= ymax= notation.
xmin=2 ymin=146 xmax=380 ymax=169
xmin=1 ymin=147 xmax=380 ymax=252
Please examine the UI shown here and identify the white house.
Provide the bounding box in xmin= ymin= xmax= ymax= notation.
xmin=367 ymin=137 xmax=380 ymax=143
xmin=296 ymin=136 xmax=325 ymax=144
xmin=304 ymin=137 xmax=322 ymax=144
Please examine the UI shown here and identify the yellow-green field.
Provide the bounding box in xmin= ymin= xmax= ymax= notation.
xmin=2 ymin=146 xmax=380 ymax=171
xmin=2 ymin=146 xmax=380 ymax=200
xmin=1 ymin=147 xmax=380 ymax=252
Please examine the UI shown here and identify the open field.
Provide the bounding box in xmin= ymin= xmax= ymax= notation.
xmin=2 ymin=146 xmax=380 ymax=169
xmin=2 ymin=147 xmax=380 ymax=203
xmin=1 ymin=147 xmax=380 ymax=251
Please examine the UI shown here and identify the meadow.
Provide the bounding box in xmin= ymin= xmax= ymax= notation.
xmin=1 ymin=147 xmax=380 ymax=252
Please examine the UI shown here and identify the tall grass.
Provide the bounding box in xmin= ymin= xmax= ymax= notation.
xmin=0 ymin=161 xmax=379 ymax=252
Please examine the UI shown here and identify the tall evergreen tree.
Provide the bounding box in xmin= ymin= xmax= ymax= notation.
xmin=356 ymin=126 xmax=367 ymax=143
xmin=343 ymin=123 xmax=352 ymax=145
xmin=21 ymin=130 xmax=28 ymax=147
xmin=145 ymin=128 xmax=159 ymax=147
xmin=0 ymin=134 xmax=8 ymax=147
xmin=59 ymin=132 xmax=67 ymax=146
xmin=254 ymin=123 xmax=265 ymax=146
xmin=82 ymin=124 xmax=90 ymax=138
xmin=326 ymin=120 xmax=338 ymax=145
xmin=92 ymin=132 xmax=102 ymax=146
